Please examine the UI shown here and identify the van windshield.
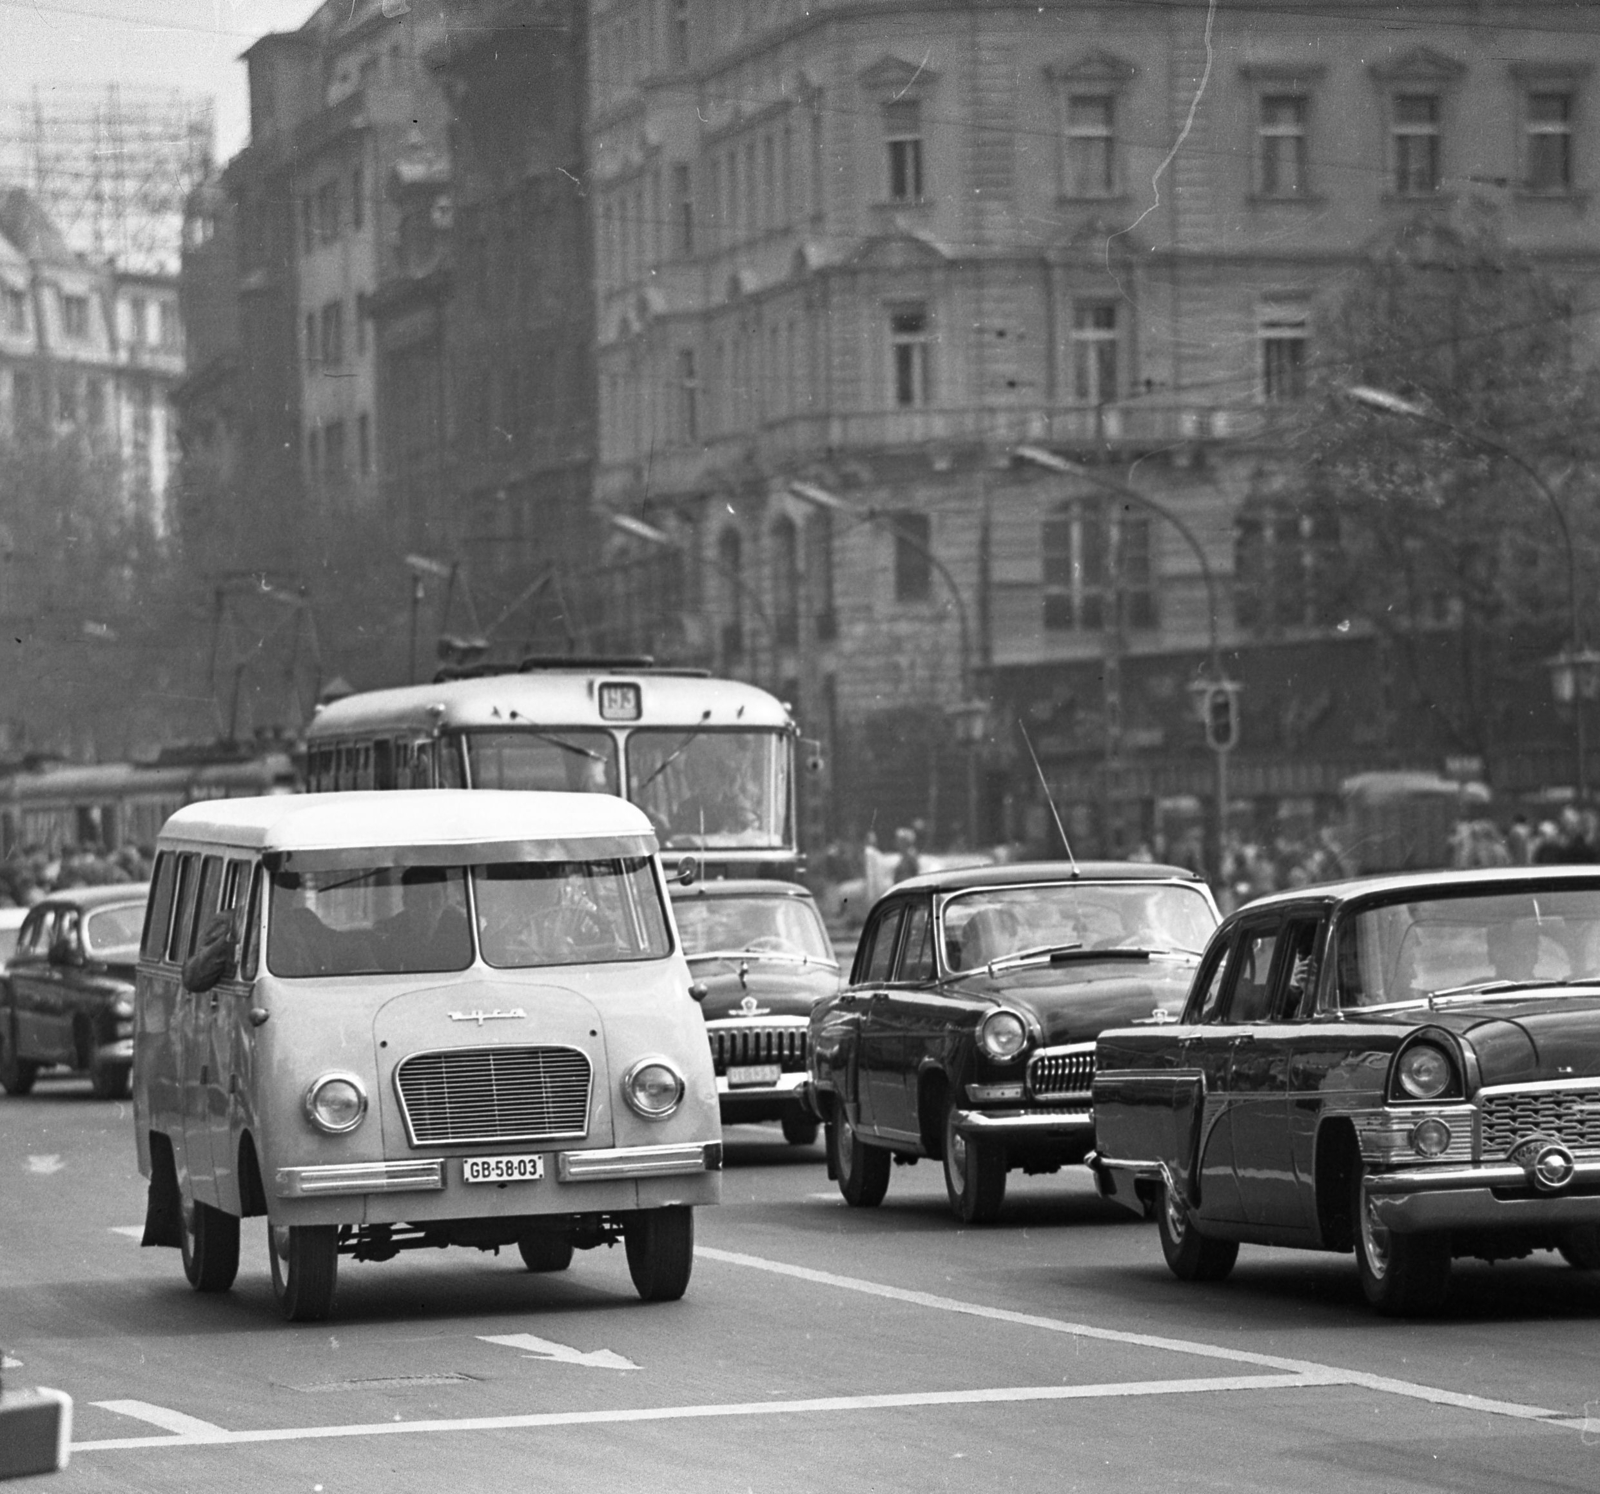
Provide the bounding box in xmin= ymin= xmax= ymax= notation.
xmin=268 ymin=866 xmax=473 ymax=977
xmin=474 ymin=857 xmax=671 ymax=968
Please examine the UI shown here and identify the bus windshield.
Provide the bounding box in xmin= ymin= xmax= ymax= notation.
xmin=461 ymin=729 xmax=619 ymax=794
xmin=627 ymin=730 xmax=788 ymax=850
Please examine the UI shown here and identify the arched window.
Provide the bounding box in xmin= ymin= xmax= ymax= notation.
xmin=807 ymin=509 xmax=836 ymax=640
xmin=771 ymin=516 xmax=799 ymax=646
xmin=717 ymin=526 xmax=744 ymax=665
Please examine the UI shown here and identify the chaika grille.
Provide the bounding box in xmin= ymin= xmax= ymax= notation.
xmin=1028 ymin=1048 xmax=1096 ymax=1100
xmin=394 ymin=1045 xmax=591 ymax=1146
xmin=1480 ymin=1087 xmax=1600 ymax=1157
xmin=706 ymin=1023 xmax=809 ymax=1073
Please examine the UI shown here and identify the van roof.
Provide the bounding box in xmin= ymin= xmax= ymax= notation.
xmin=157 ymin=789 xmax=657 ymax=857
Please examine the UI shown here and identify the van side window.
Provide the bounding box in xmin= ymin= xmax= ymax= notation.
xmin=166 ymin=854 xmax=197 ymax=963
xmin=141 ymin=852 xmax=176 ymax=959
xmin=188 ymin=856 xmax=224 ymax=957
xmin=240 ymin=864 xmax=262 ymax=979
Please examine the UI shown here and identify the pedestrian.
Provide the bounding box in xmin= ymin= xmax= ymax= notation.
xmin=892 ymin=826 xmax=921 ymax=883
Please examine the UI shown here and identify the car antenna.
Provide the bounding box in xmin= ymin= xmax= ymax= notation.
xmin=1019 ymin=722 xmax=1079 ymax=878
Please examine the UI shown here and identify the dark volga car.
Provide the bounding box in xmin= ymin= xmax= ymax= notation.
xmin=0 ymin=884 xmax=148 ymax=1099
xmin=1092 ymin=866 xmax=1600 ymax=1315
xmin=671 ymin=879 xmax=841 ymax=1146
xmin=806 ymin=862 xmax=1219 ymax=1222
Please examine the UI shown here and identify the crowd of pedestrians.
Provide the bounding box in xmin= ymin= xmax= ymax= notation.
xmin=0 ymin=844 xmax=153 ymax=908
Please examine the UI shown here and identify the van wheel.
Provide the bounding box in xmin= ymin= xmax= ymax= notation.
xmin=781 ymin=1111 xmax=819 ymax=1147
xmin=89 ymin=1051 xmax=131 ymax=1100
xmin=623 ymin=1206 xmax=694 ymax=1302
xmin=0 ymin=1018 xmax=37 ymax=1096
xmin=828 ymin=1109 xmax=890 ymax=1207
xmin=179 ymin=1197 xmax=240 ymax=1292
xmin=516 ymin=1232 xmax=575 ymax=1273
xmin=269 ymin=1224 xmax=340 ymax=1322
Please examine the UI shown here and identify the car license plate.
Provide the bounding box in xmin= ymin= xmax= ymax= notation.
xmin=462 ymin=1154 xmax=545 ymax=1185
xmin=727 ymin=1064 xmax=782 ymax=1087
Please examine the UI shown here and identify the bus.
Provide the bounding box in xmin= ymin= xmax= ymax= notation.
xmin=302 ymin=658 xmax=799 ymax=878
xmin=0 ymin=746 xmax=298 ymax=859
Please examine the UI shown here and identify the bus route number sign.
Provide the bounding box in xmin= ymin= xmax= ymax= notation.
xmin=598 ymin=682 xmax=642 ymax=721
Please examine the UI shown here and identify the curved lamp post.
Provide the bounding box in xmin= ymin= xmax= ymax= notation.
xmin=607 ymin=512 xmax=777 ymax=684
xmin=786 ymin=479 xmax=984 ymax=846
xmin=1015 ymin=445 xmax=1235 ymax=877
xmin=1345 ymin=385 xmax=1600 ymax=802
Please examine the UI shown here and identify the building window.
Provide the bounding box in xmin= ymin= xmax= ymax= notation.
xmin=55 ymin=374 xmax=79 ymax=425
xmin=670 ymin=0 xmax=690 ymax=66
xmin=1234 ymin=503 xmax=1342 ymax=631
xmin=884 ymin=100 xmax=924 ymax=202
xmin=676 ymin=347 xmax=698 ymax=442
xmin=808 ymin=510 xmax=836 ymax=639
xmin=316 ymin=180 xmax=341 ymax=243
xmin=320 ymin=300 xmax=344 ymax=368
xmin=86 ymin=377 xmax=105 ymax=431
xmin=1258 ymin=94 xmax=1309 ymax=196
xmin=890 ymin=511 xmax=932 ymax=603
xmin=159 ymin=301 xmax=180 ymax=350
xmin=1043 ymin=505 xmax=1107 ymax=631
xmin=1071 ymin=302 xmax=1118 ymax=405
xmin=717 ymin=526 xmax=745 ymax=665
xmin=2 ymin=286 xmax=26 ymax=333
xmin=1391 ymin=93 xmax=1441 ymax=195
xmin=358 ymin=411 xmax=371 ymax=475
xmin=890 ymin=304 xmax=931 ymax=408
xmin=1526 ymin=90 xmax=1574 ymax=192
xmin=1066 ymin=95 xmax=1116 ymax=196
xmin=352 ymin=164 xmax=365 ymax=231
xmin=325 ymin=419 xmax=346 ymax=481
xmin=671 ymin=163 xmax=695 ymax=257
xmin=127 ymin=295 xmax=147 ymax=345
xmin=304 ymin=311 xmax=318 ymax=370
xmin=771 ymin=516 xmax=800 ymax=645
xmin=307 ymin=425 xmax=320 ymax=482
xmin=60 ymin=293 xmax=89 ymax=341
xmin=1259 ymin=303 xmax=1308 ymax=402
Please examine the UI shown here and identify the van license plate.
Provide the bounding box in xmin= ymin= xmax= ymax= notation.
xmin=463 ymin=1154 xmax=545 ymax=1184
xmin=727 ymin=1064 xmax=782 ymax=1086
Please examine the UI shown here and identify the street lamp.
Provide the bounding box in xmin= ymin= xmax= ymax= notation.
xmin=786 ymin=479 xmax=985 ymax=846
xmin=1345 ymin=385 xmax=1598 ymax=801
xmin=1014 ymin=445 xmax=1236 ymax=876
xmin=606 ymin=513 xmax=776 ymax=682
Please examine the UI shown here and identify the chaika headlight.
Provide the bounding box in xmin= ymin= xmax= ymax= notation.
xmin=623 ymin=1057 xmax=685 ymax=1118
xmin=979 ymin=1010 xmax=1029 ymax=1062
xmin=1395 ymin=1043 xmax=1456 ymax=1101
xmin=304 ymin=1072 xmax=368 ymax=1134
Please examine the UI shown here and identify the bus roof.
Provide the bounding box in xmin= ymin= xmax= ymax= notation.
xmin=305 ymin=671 xmax=793 ymax=738
xmin=156 ymin=790 xmax=658 ymax=866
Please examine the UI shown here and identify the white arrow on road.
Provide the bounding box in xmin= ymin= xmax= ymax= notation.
xmin=478 ymin=1333 xmax=638 ymax=1370
xmin=26 ymin=1155 xmax=64 ymax=1174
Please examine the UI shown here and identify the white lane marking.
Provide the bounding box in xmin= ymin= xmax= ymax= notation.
xmin=70 ymin=1375 xmax=1318 ymax=1451
xmin=26 ymin=1154 xmax=64 ymax=1174
xmin=478 ymin=1333 xmax=638 ymax=1371
xmin=91 ymin=1401 xmax=228 ymax=1441
xmin=696 ymin=1246 xmax=1570 ymax=1425
xmin=109 ymin=1226 xmax=144 ymax=1239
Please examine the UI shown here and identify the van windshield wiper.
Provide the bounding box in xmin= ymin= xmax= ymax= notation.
xmin=637 ymin=711 xmax=713 ymax=792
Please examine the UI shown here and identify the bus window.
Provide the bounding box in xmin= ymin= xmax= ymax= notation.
xmin=438 ymin=739 xmax=466 ymax=788
xmin=460 ymin=729 xmax=618 ymax=794
xmin=627 ymin=729 xmax=788 ymax=850
xmin=374 ymin=739 xmax=395 ymax=790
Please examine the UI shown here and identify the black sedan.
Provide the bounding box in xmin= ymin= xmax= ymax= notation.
xmin=0 ymin=883 xmax=148 ymax=1099
xmin=806 ymin=861 xmax=1219 ymax=1221
xmin=1092 ymin=865 xmax=1600 ymax=1315
xmin=672 ymin=878 xmax=841 ymax=1146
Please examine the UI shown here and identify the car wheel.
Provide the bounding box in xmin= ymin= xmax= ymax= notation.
xmin=269 ymin=1223 xmax=340 ymax=1322
xmin=1353 ymin=1164 xmax=1450 ymax=1315
xmin=0 ymin=1017 xmax=38 ymax=1097
xmin=942 ymin=1096 xmax=1006 ymax=1224
xmin=623 ymin=1206 xmax=694 ymax=1302
xmin=89 ymin=1050 xmax=131 ymax=1101
xmin=780 ymin=1111 xmax=819 ymax=1147
xmin=1558 ymin=1225 xmax=1600 ymax=1270
xmin=179 ymin=1196 xmax=240 ymax=1293
xmin=1156 ymin=1177 xmax=1238 ymax=1282
xmin=516 ymin=1232 xmax=575 ymax=1273
xmin=828 ymin=1107 xmax=890 ymax=1207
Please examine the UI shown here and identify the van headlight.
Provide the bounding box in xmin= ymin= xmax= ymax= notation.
xmin=304 ymin=1073 xmax=368 ymax=1134
xmin=622 ymin=1058 xmax=685 ymax=1118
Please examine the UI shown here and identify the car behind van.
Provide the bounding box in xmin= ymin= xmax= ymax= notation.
xmin=132 ymin=790 xmax=721 ymax=1321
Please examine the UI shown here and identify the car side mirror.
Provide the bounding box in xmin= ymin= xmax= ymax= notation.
xmin=674 ymin=856 xmax=699 ymax=887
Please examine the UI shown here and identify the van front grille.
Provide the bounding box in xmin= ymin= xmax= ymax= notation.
xmin=394 ymin=1046 xmax=591 ymax=1146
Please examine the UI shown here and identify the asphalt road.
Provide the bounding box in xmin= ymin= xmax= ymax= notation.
xmin=6 ymin=1076 xmax=1600 ymax=1492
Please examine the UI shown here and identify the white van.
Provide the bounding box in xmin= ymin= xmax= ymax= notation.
xmin=132 ymin=790 xmax=721 ymax=1321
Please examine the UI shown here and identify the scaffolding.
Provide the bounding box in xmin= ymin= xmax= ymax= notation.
xmin=0 ymin=84 xmax=214 ymax=274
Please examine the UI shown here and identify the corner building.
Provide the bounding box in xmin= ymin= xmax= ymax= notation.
xmin=586 ymin=0 xmax=1600 ymax=855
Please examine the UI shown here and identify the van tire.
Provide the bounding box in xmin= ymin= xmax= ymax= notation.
xmin=624 ymin=1206 xmax=694 ymax=1302
xmin=179 ymin=1197 xmax=240 ymax=1292
xmin=270 ymin=1224 xmax=340 ymax=1322
xmin=0 ymin=1017 xmax=37 ymax=1096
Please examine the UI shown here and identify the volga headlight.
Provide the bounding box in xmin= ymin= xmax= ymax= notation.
xmin=979 ymin=1010 xmax=1029 ymax=1062
xmin=1395 ymin=1043 xmax=1455 ymax=1101
xmin=304 ymin=1073 xmax=368 ymax=1134
xmin=623 ymin=1057 xmax=684 ymax=1118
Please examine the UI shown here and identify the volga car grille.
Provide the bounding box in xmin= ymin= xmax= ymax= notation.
xmin=707 ymin=1024 xmax=808 ymax=1073
xmin=395 ymin=1046 xmax=591 ymax=1146
xmin=1481 ymin=1088 xmax=1600 ymax=1157
xmin=1028 ymin=1049 xmax=1096 ymax=1099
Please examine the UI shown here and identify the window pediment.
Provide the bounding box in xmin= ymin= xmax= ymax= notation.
xmin=1369 ymin=47 xmax=1465 ymax=84
xmin=847 ymin=231 xmax=950 ymax=271
xmin=1046 ymin=50 xmax=1137 ymax=86
xmin=859 ymin=55 xmax=940 ymax=100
